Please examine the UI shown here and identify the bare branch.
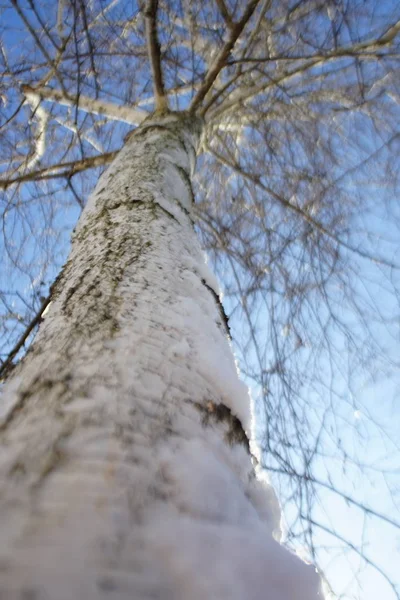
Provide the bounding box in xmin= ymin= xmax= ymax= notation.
xmin=0 ymin=152 xmax=117 ymax=189
xmin=19 ymin=89 xmax=49 ymax=171
xmin=21 ymin=85 xmax=147 ymax=125
xmin=0 ymin=294 xmax=52 ymax=382
xmin=190 ymin=0 xmax=262 ymax=112
xmin=144 ymin=0 xmax=168 ymax=113
xmin=215 ymin=0 xmax=234 ymax=29
xmin=10 ymin=0 xmax=67 ymax=92
xmin=205 ymin=140 xmax=400 ymax=269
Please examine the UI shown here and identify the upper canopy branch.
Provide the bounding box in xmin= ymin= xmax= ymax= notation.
xmin=215 ymin=0 xmax=234 ymax=28
xmin=228 ymin=19 xmax=400 ymax=65
xmin=205 ymin=139 xmax=400 ymax=271
xmin=189 ymin=0 xmax=262 ymax=113
xmin=144 ymin=0 xmax=168 ymax=113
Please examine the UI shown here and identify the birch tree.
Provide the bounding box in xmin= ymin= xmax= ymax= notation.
xmin=0 ymin=0 xmax=399 ymax=597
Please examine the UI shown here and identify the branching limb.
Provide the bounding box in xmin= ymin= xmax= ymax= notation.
xmin=205 ymin=20 xmax=400 ymax=115
xmin=10 ymin=0 xmax=67 ymax=92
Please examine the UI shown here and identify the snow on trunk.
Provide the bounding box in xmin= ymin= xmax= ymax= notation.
xmin=0 ymin=113 xmax=322 ymax=599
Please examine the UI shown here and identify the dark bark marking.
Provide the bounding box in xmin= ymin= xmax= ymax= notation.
xmin=201 ymin=278 xmax=231 ymax=338
xmin=174 ymin=164 xmax=195 ymax=209
xmin=0 ymin=375 xmax=72 ymax=432
xmin=97 ymin=577 xmax=118 ymax=593
xmin=194 ymin=400 xmax=249 ymax=452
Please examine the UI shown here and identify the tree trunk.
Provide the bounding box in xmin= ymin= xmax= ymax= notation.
xmin=0 ymin=113 xmax=321 ymax=599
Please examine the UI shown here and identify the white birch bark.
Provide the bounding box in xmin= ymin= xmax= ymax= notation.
xmin=0 ymin=113 xmax=322 ymax=600
xmin=24 ymin=85 xmax=147 ymax=125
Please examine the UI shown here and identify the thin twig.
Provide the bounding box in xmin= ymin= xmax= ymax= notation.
xmin=304 ymin=517 xmax=400 ymax=600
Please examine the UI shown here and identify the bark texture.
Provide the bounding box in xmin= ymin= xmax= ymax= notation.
xmin=0 ymin=113 xmax=321 ymax=599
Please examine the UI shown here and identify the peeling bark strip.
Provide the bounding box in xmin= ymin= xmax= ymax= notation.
xmin=0 ymin=113 xmax=321 ymax=599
